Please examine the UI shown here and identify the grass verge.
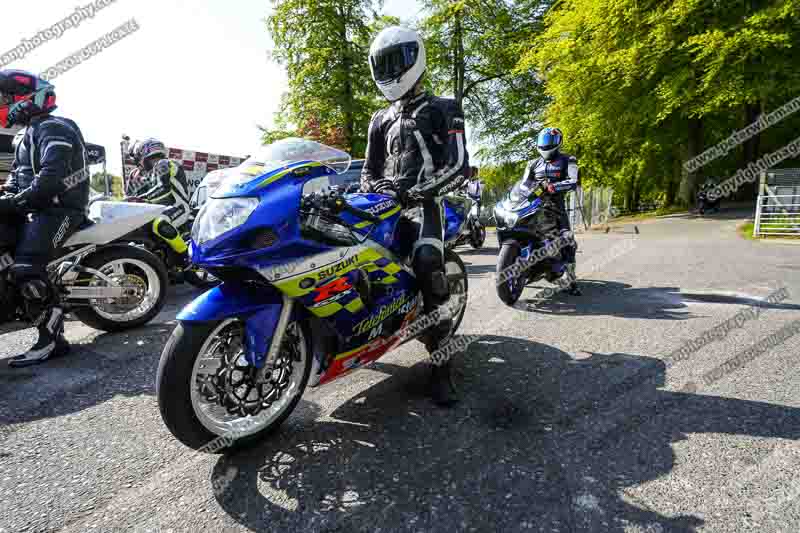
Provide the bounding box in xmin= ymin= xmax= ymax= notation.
xmin=738 ymin=220 xmax=800 ymax=241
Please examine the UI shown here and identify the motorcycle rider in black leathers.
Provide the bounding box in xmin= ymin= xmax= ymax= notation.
xmin=521 ymin=127 xmax=581 ymax=295
xmin=0 ymin=70 xmax=88 ymax=367
xmin=126 ymin=138 xmax=192 ymax=258
xmin=360 ymin=26 xmax=470 ymax=406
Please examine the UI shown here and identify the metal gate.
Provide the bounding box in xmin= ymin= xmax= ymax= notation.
xmin=753 ymin=170 xmax=800 ymax=237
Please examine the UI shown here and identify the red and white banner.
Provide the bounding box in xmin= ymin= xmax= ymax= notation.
xmin=124 ymin=145 xmax=246 ymax=197
xmin=166 ymin=147 xmax=245 ymax=196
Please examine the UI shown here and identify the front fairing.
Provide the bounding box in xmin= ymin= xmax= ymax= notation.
xmin=190 ymin=161 xmax=339 ymax=272
xmin=494 ymin=178 xmax=545 ymax=229
xmin=444 ymin=195 xmax=471 ymax=240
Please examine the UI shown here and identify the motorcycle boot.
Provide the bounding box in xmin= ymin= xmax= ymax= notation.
xmin=9 ymin=280 xmax=69 ymax=367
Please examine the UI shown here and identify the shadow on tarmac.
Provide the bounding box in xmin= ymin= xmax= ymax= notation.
xmin=210 ymin=334 xmax=800 ymax=532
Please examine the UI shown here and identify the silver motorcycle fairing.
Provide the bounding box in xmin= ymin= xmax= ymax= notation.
xmin=64 ymin=201 xmax=168 ymax=247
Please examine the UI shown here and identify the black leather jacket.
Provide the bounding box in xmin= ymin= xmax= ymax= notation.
xmin=6 ymin=115 xmax=89 ymax=212
xmin=522 ymin=153 xmax=580 ymax=207
xmin=361 ymin=92 xmax=469 ymax=198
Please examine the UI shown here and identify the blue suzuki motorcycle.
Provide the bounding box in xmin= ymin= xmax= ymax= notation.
xmin=156 ymin=139 xmax=470 ymax=452
xmin=493 ymin=177 xmax=570 ymax=306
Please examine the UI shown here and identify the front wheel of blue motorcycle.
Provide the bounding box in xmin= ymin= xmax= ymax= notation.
xmin=496 ymin=244 xmax=526 ymax=306
xmin=156 ymin=318 xmax=311 ymax=453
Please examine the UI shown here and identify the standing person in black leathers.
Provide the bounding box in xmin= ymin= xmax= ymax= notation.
xmin=360 ymin=26 xmax=470 ymax=406
xmin=521 ymin=127 xmax=581 ymax=295
xmin=0 ymin=70 xmax=88 ymax=367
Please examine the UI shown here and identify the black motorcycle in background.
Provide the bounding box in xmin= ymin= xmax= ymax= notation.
xmin=697 ymin=186 xmax=721 ymax=215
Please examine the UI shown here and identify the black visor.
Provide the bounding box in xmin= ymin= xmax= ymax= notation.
xmin=371 ymin=42 xmax=419 ymax=82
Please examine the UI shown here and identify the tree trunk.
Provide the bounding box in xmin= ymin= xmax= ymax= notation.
xmin=340 ymin=7 xmax=354 ymax=154
xmin=666 ymin=155 xmax=680 ymax=206
xmin=736 ymin=101 xmax=762 ymax=201
xmin=453 ymin=9 xmax=465 ymax=106
xmin=624 ymin=178 xmax=634 ymax=212
xmin=680 ymin=117 xmax=704 ymax=204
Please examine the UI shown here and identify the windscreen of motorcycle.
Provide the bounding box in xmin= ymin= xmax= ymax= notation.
xmin=504 ymin=180 xmax=533 ymax=211
xmin=212 ymin=138 xmax=352 ymax=196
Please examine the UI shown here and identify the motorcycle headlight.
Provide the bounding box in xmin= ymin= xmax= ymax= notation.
xmin=192 ymin=197 xmax=259 ymax=245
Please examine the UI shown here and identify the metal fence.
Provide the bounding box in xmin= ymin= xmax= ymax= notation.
xmin=753 ymin=169 xmax=800 ymax=237
xmin=571 ymin=186 xmax=615 ymax=231
xmin=479 ymin=185 xmax=614 ymax=232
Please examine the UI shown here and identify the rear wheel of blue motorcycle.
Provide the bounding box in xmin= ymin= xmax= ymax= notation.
xmin=156 ymin=318 xmax=312 ymax=453
xmin=420 ymin=250 xmax=469 ymax=351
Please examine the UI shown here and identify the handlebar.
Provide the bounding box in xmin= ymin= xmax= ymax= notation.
xmin=340 ymin=201 xmax=382 ymax=223
xmin=302 ymin=192 xmax=383 ymax=224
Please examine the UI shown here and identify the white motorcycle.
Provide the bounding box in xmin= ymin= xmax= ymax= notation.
xmin=0 ymin=201 xmax=169 ymax=335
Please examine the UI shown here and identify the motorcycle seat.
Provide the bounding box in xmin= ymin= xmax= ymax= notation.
xmin=77 ymin=218 xmax=94 ymax=231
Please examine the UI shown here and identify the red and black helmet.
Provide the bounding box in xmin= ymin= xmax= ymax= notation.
xmin=0 ymin=69 xmax=57 ymax=128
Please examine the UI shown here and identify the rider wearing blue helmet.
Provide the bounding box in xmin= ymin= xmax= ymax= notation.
xmin=521 ymin=127 xmax=581 ymax=295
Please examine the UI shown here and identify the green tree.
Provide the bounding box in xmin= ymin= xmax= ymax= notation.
xmin=91 ymin=172 xmax=124 ymax=198
xmin=523 ymin=0 xmax=800 ymax=208
xmin=264 ymin=1 xmax=395 ymax=156
xmin=420 ymin=0 xmax=552 ymax=162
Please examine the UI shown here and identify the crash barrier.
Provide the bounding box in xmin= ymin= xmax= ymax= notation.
xmin=753 ymin=169 xmax=800 ymax=237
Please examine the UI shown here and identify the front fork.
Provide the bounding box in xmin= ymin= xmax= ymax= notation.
xmin=253 ymin=294 xmax=294 ymax=381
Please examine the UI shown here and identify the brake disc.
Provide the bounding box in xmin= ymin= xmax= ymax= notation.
xmin=198 ymin=327 xmax=300 ymax=417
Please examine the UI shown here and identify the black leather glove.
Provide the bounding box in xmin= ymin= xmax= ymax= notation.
xmin=0 ymin=195 xmax=18 ymax=214
xmin=372 ymin=178 xmax=396 ymax=195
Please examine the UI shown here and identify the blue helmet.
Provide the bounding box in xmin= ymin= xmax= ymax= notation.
xmin=536 ymin=127 xmax=563 ymax=160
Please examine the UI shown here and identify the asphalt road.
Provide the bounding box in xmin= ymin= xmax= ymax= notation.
xmin=2 ymin=208 xmax=800 ymax=533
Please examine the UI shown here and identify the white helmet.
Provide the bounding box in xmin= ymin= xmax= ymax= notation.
xmin=368 ymin=26 xmax=426 ymax=102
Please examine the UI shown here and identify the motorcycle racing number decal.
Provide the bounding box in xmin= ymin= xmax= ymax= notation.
xmin=314 ymin=277 xmax=353 ymax=303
